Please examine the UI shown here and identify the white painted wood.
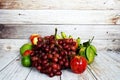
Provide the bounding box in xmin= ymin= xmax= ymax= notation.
xmin=88 ymin=51 xmax=120 ymax=80
xmin=0 ymin=39 xmax=120 ymax=80
xmin=0 ymin=39 xmax=120 ymax=53
xmin=0 ymin=10 xmax=120 ymax=24
xmin=106 ymin=52 xmax=120 ymax=62
xmin=0 ymin=0 xmax=120 ymax=10
xmin=61 ymin=68 xmax=96 ymax=80
xmin=1 ymin=24 xmax=120 ymax=40
xmin=0 ymin=39 xmax=28 ymax=71
xmin=0 ymin=56 xmax=32 ymax=80
xmin=26 ymin=68 xmax=60 ymax=80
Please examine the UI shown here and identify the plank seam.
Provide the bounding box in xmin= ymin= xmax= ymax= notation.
xmin=60 ymin=75 xmax=61 ymax=80
xmin=25 ymin=68 xmax=33 ymax=80
xmin=87 ymin=66 xmax=98 ymax=80
xmin=0 ymin=54 xmax=20 ymax=72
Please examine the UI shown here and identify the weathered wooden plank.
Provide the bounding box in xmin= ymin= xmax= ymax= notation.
xmin=0 ymin=38 xmax=120 ymax=66
xmin=0 ymin=56 xmax=32 ymax=80
xmin=0 ymin=39 xmax=60 ymax=80
xmin=26 ymin=68 xmax=60 ymax=80
xmin=0 ymin=39 xmax=120 ymax=80
xmin=61 ymin=68 xmax=96 ymax=80
xmin=0 ymin=0 xmax=120 ymax=10
xmin=0 ymin=39 xmax=29 ymax=71
xmin=0 ymin=24 xmax=120 ymax=40
xmin=0 ymin=10 xmax=120 ymax=24
xmin=88 ymin=51 xmax=120 ymax=80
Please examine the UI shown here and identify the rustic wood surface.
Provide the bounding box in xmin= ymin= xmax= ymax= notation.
xmin=0 ymin=24 xmax=120 ymax=52
xmin=0 ymin=24 xmax=120 ymax=40
xmin=0 ymin=39 xmax=120 ymax=80
xmin=0 ymin=0 xmax=120 ymax=80
xmin=0 ymin=10 xmax=120 ymax=24
xmin=0 ymin=0 xmax=120 ymax=10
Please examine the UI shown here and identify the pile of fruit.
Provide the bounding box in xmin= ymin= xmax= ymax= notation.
xmin=20 ymin=28 xmax=97 ymax=77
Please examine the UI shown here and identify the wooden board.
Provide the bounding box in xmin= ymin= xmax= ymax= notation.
xmin=0 ymin=56 xmax=32 ymax=80
xmin=0 ymin=0 xmax=120 ymax=79
xmin=1 ymin=24 xmax=120 ymax=52
xmin=0 ymin=24 xmax=120 ymax=40
xmin=88 ymin=51 xmax=120 ymax=80
xmin=0 ymin=39 xmax=94 ymax=80
xmin=0 ymin=0 xmax=120 ymax=10
xmin=0 ymin=10 xmax=120 ymax=24
xmin=0 ymin=39 xmax=120 ymax=80
xmin=0 ymin=39 xmax=29 ymax=71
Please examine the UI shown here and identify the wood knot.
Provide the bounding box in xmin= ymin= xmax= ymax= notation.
xmin=111 ymin=14 xmax=120 ymax=24
xmin=0 ymin=24 xmax=5 ymax=31
xmin=4 ymin=45 xmax=12 ymax=51
xmin=6 ymin=46 xmax=11 ymax=50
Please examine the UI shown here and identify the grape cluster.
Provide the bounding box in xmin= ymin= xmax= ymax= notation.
xmin=30 ymin=35 xmax=77 ymax=77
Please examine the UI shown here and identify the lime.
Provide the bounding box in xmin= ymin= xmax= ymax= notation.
xmin=21 ymin=56 xmax=31 ymax=67
xmin=20 ymin=43 xmax=32 ymax=56
xmin=85 ymin=46 xmax=95 ymax=64
xmin=90 ymin=45 xmax=97 ymax=55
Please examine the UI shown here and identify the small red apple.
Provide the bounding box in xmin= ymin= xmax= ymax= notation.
xmin=23 ymin=50 xmax=33 ymax=56
xmin=70 ymin=56 xmax=87 ymax=74
xmin=30 ymin=34 xmax=40 ymax=45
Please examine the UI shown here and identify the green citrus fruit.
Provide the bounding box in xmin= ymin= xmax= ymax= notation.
xmin=85 ymin=46 xmax=95 ymax=64
xmin=21 ymin=56 xmax=31 ymax=67
xmin=20 ymin=43 xmax=32 ymax=56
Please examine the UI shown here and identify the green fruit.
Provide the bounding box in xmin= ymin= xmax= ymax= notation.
xmin=61 ymin=32 xmax=67 ymax=39
xmin=77 ymin=37 xmax=81 ymax=45
xmin=69 ymin=35 xmax=73 ymax=38
xmin=21 ymin=56 xmax=31 ymax=67
xmin=20 ymin=43 xmax=32 ymax=56
xmin=79 ymin=47 xmax=86 ymax=57
xmin=90 ymin=45 xmax=97 ymax=55
xmin=56 ymin=34 xmax=61 ymax=39
xmin=85 ymin=46 xmax=95 ymax=64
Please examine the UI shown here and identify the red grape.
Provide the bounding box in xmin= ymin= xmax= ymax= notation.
xmin=30 ymin=35 xmax=77 ymax=77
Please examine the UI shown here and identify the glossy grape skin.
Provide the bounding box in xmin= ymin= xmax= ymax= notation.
xmin=30 ymin=35 xmax=78 ymax=77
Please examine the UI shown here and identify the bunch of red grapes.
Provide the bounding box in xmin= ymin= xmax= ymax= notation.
xmin=30 ymin=35 xmax=77 ymax=77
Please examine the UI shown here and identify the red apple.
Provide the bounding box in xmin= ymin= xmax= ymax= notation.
xmin=30 ymin=34 xmax=40 ymax=45
xmin=70 ymin=56 xmax=87 ymax=74
xmin=23 ymin=50 xmax=33 ymax=56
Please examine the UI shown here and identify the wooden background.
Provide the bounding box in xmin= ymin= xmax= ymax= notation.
xmin=0 ymin=0 xmax=120 ymax=80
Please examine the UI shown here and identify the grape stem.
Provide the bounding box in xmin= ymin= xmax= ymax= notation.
xmin=55 ymin=28 xmax=57 ymax=38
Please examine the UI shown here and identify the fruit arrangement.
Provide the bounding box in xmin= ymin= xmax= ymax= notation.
xmin=20 ymin=28 xmax=97 ymax=77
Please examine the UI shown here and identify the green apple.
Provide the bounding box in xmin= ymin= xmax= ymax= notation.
xmin=20 ymin=43 xmax=32 ymax=56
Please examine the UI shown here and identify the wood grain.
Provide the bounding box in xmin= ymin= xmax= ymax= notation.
xmin=0 ymin=24 xmax=120 ymax=51
xmin=0 ymin=24 xmax=120 ymax=40
xmin=0 ymin=39 xmax=120 ymax=80
xmin=61 ymin=68 xmax=97 ymax=80
xmin=26 ymin=68 xmax=60 ymax=80
xmin=0 ymin=0 xmax=120 ymax=10
xmin=0 ymin=10 xmax=120 ymax=24
xmin=88 ymin=51 xmax=120 ymax=80
xmin=0 ymin=39 xmax=93 ymax=80
xmin=0 ymin=39 xmax=32 ymax=80
xmin=0 ymin=39 xmax=29 ymax=71
xmin=0 ymin=56 xmax=32 ymax=80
